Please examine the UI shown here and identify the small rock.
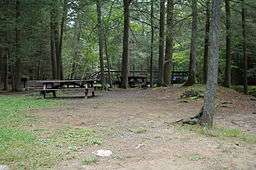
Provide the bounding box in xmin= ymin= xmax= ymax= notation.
xmin=135 ymin=144 xmax=145 ymax=149
xmin=94 ymin=149 xmax=112 ymax=157
xmin=252 ymin=112 xmax=256 ymax=115
xmin=0 ymin=165 xmax=9 ymax=170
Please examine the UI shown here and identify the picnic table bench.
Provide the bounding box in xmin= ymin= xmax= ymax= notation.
xmin=37 ymin=80 xmax=97 ymax=98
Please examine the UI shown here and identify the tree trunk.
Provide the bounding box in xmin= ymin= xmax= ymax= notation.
xmin=164 ymin=0 xmax=174 ymax=85
xmin=3 ymin=48 xmax=9 ymax=91
xmin=185 ymin=0 xmax=198 ymax=86
xmin=158 ymin=0 xmax=165 ymax=86
xmin=13 ymin=0 xmax=21 ymax=92
xmin=242 ymin=0 xmax=248 ymax=94
xmin=50 ymin=11 xmax=57 ymax=79
xmin=121 ymin=0 xmax=132 ymax=89
xmin=224 ymin=0 xmax=231 ymax=87
xmin=104 ymin=35 xmax=112 ymax=88
xmin=150 ymin=0 xmax=154 ymax=87
xmin=97 ymin=0 xmax=107 ymax=89
xmin=203 ymin=0 xmax=210 ymax=84
xmin=59 ymin=0 xmax=68 ymax=80
xmin=200 ymin=0 xmax=222 ymax=127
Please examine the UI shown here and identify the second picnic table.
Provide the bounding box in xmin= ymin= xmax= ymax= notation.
xmin=37 ymin=79 xmax=98 ymax=98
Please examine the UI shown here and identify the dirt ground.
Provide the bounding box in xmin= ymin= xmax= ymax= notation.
xmin=31 ymin=87 xmax=256 ymax=170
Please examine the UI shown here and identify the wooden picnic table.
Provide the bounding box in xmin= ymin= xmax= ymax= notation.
xmin=120 ymin=75 xmax=147 ymax=88
xmin=37 ymin=79 xmax=98 ymax=98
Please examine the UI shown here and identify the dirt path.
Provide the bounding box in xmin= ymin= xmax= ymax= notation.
xmin=31 ymin=87 xmax=256 ymax=170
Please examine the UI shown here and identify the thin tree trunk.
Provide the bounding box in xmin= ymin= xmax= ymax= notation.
xmin=50 ymin=11 xmax=57 ymax=79
xmin=158 ymin=0 xmax=165 ymax=86
xmin=104 ymin=0 xmax=116 ymax=88
xmin=150 ymin=0 xmax=154 ymax=87
xmin=3 ymin=48 xmax=9 ymax=91
xmin=185 ymin=0 xmax=198 ymax=86
xmin=13 ymin=0 xmax=21 ymax=92
xmin=203 ymin=0 xmax=210 ymax=84
xmin=164 ymin=0 xmax=174 ymax=85
xmin=121 ymin=0 xmax=132 ymax=89
xmin=104 ymin=35 xmax=112 ymax=88
xmin=224 ymin=0 xmax=231 ymax=87
xmin=242 ymin=0 xmax=248 ymax=94
xmin=97 ymin=0 xmax=107 ymax=89
xmin=200 ymin=0 xmax=222 ymax=127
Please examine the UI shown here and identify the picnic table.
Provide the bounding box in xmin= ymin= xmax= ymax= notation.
xmin=37 ymin=79 xmax=98 ymax=98
xmin=119 ymin=75 xmax=147 ymax=88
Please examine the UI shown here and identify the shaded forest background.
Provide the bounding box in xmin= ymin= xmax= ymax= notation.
xmin=0 ymin=0 xmax=256 ymax=91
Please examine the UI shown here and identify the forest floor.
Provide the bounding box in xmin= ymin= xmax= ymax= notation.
xmin=1 ymin=86 xmax=256 ymax=169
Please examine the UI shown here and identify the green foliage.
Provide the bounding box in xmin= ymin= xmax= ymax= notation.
xmin=129 ymin=127 xmax=147 ymax=134
xmin=81 ymin=155 xmax=98 ymax=165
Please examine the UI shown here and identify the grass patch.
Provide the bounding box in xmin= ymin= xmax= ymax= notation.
xmin=0 ymin=96 xmax=102 ymax=169
xmin=129 ymin=127 xmax=147 ymax=134
xmin=177 ymin=125 xmax=256 ymax=144
xmin=0 ymin=96 xmax=58 ymax=128
xmin=189 ymin=153 xmax=204 ymax=161
xmin=81 ymin=155 xmax=97 ymax=165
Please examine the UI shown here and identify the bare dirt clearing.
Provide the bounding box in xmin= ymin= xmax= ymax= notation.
xmin=30 ymin=87 xmax=256 ymax=170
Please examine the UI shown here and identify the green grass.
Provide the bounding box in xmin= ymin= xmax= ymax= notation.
xmin=177 ymin=125 xmax=256 ymax=144
xmin=0 ymin=96 xmax=102 ymax=169
xmin=129 ymin=127 xmax=147 ymax=134
xmin=81 ymin=155 xmax=98 ymax=165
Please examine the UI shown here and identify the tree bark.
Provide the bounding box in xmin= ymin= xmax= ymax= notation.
xmin=224 ymin=0 xmax=232 ymax=87
xmin=59 ymin=0 xmax=68 ymax=80
xmin=200 ymin=0 xmax=222 ymax=127
xmin=203 ymin=0 xmax=210 ymax=84
xmin=242 ymin=0 xmax=248 ymax=94
xmin=50 ymin=11 xmax=57 ymax=79
xmin=3 ymin=48 xmax=9 ymax=91
xmin=158 ymin=0 xmax=166 ymax=86
xmin=97 ymin=0 xmax=107 ymax=89
xmin=13 ymin=0 xmax=21 ymax=92
xmin=185 ymin=0 xmax=198 ymax=86
xmin=121 ymin=0 xmax=132 ymax=88
xmin=164 ymin=0 xmax=174 ymax=85
xmin=150 ymin=0 xmax=154 ymax=87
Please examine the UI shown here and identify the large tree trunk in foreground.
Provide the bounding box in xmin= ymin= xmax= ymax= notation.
xmin=185 ymin=0 xmax=198 ymax=86
xmin=203 ymin=0 xmax=210 ymax=84
xmin=149 ymin=0 xmax=154 ymax=87
xmin=164 ymin=0 xmax=174 ymax=85
xmin=224 ymin=0 xmax=231 ymax=87
xmin=176 ymin=0 xmax=222 ymax=127
xmin=158 ymin=0 xmax=165 ymax=86
xmin=242 ymin=0 xmax=248 ymax=94
xmin=200 ymin=0 xmax=222 ymax=127
xmin=97 ymin=0 xmax=107 ymax=89
xmin=121 ymin=0 xmax=132 ymax=88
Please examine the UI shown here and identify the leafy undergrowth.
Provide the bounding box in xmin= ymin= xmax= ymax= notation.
xmin=0 ymin=96 xmax=102 ymax=169
xmin=232 ymin=85 xmax=256 ymax=97
xmin=181 ymin=85 xmax=205 ymax=100
xmin=177 ymin=124 xmax=256 ymax=144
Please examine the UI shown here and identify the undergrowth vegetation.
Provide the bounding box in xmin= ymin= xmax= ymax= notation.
xmin=177 ymin=124 xmax=256 ymax=144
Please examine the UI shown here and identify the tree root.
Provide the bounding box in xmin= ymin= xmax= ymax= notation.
xmin=174 ymin=107 xmax=203 ymax=125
